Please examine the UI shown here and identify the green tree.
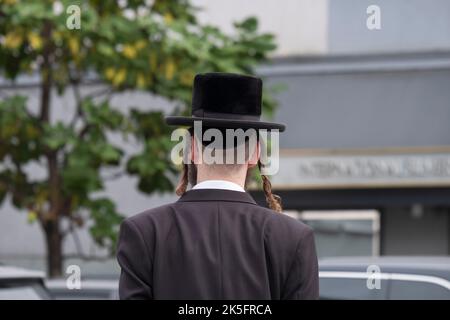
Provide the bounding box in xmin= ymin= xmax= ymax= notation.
xmin=0 ymin=0 xmax=277 ymax=277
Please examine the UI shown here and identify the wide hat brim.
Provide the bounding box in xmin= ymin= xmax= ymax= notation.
xmin=165 ymin=116 xmax=286 ymax=132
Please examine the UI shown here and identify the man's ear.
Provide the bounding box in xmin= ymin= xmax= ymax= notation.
xmin=191 ymin=135 xmax=201 ymax=164
xmin=248 ymin=140 xmax=260 ymax=168
xmin=190 ymin=136 xmax=196 ymax=163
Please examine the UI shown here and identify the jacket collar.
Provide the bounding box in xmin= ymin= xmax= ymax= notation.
xmin=178 ymin=189 xmax=257 ymax=205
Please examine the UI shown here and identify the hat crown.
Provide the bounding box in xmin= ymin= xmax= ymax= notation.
xmin=165 ymin=72 xmax=285 ymax=132
xmin=192 ymin=73 xmax=262 ymax=117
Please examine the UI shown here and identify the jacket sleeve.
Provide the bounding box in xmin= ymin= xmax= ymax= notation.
xmin=116 ymin=218 xmax=153 ymax=299
xmin=282 ymin=227 xmax=319 ymax=300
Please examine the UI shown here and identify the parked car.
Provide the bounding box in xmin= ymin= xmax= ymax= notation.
xmin=0 ymin=266 xmax=51 ymax=300
xmin=45 ymin=277 xmax=119 ymax=300
xmin=319 ymin=256 xmax=450 ymax=300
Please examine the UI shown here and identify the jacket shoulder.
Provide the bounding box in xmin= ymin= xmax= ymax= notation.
xmin=122 ymin=203 xmax=176 ymax=230
xmin=263 ymin=208 xmax=314 ymax=244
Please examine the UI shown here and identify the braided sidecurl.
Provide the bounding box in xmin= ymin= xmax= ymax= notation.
xmin=176 ymin=162 xmax=197 ymax=196
xmin=258 ymin=161 xmax=283 ymax=213
xmin=175 ymin=163 xmax=189 ymax=196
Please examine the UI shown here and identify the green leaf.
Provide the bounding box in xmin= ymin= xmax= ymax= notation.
xmin=84 ymin=197 xmax=123 ymax=250
xmin=234 ymin=17 xmax=258 ymax=32
xmin=43 ymin=122 xmax=76 ymax=150
xmin=82 ymin=99 xmax=124 ymax=130
xmin=27 ymin=210 xmax=38 ymax=224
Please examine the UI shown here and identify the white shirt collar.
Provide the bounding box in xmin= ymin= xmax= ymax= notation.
xmin=192 ymin=180 xmax=245 ymax=193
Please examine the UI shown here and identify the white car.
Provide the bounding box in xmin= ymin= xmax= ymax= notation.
xmin=0 ymin=266 xmax=51 ymax=300
xmin=319 ymin=256 xmax=450 ymax=300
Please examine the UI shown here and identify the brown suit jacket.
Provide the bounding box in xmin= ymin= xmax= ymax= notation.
xmin=116 ymin=189 xmax=319 ymax=299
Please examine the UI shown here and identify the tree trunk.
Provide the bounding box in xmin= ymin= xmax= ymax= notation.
xmin=44 ymin=220 xmax=63 ymax=278
xmin=39 ymin=21 xmax=63 ymax=278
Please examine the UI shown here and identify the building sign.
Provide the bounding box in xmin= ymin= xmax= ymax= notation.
xmin=271 ymin=152 xmax=450 ymax=188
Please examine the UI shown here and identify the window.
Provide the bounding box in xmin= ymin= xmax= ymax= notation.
xmin=285 ymin=210 xmax=380 ymax=257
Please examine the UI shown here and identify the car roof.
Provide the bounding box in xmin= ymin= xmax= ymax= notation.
xmin=319 ymin=256 xmax=450 ymax=279
xmin=0 ymin=266 xmax=45 ymax=280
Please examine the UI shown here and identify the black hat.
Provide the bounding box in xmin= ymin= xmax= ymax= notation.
xmin=165 ymin=73 xmax=285 ymax=132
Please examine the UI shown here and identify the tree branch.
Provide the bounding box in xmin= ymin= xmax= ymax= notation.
xmin=70 ymin=222 xmax=85 ymax=256
xmin=85 ymin=86 xmax=113 ymax=100
xmin=78 ymin=123 xmax=93 ymax=138
xmin=39 ymin=21 xmax=53 ymax=123
xmin=68 ymin=70 xmax=84 ymax=128
xmin=101 ymin=170 xmax=125 ymax=181
xmin=61 ymin=221 xmax=113 ymax=262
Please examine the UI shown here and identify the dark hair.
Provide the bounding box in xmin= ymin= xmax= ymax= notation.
xmin=176 ymin=127 xmax=283 ymax=213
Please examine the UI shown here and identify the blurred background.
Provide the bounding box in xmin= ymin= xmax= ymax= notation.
xmin=0 ymin=0 xmax=449 ymax=299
